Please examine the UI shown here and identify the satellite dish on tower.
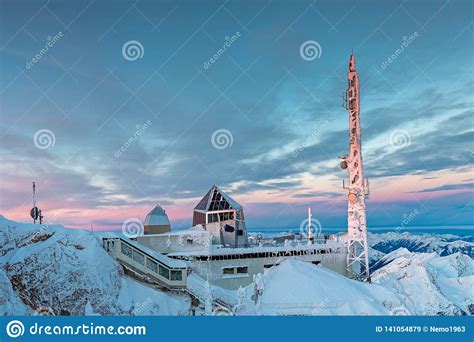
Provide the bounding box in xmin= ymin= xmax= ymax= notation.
xmin=30 ymin=206 xmax=39 ymax=220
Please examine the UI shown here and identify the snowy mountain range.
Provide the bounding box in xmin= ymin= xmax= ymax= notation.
xmin=0 ymin=215 xmax=472 ymax=316
xmin=369 ymin=232 xmax=473 ymax=259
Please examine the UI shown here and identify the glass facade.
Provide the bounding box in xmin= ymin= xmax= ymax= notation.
xmin=170 ymin=270 xmax=182 ymax=281
xmin=159 ymin=264 xmax=169 ymax=279
xmin=121 ymin=243 xmax=132 ymax=257
xmin=133 ymin=250 xmax=145 ymax=265
xmin=147 ymin=259 xmax=158 ymax=273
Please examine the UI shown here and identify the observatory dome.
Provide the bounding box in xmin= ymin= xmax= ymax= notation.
xmin=144 ymin=204 xmax=171 ymax=234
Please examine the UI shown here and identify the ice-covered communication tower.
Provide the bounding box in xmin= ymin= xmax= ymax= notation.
xmin=340 ymin=54 xmax=370 ymax=281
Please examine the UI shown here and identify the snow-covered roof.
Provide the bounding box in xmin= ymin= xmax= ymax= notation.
xmin=167 ymin=239 xmax=343 ymax=257
xmin=144 ymin=205 xmax=170 ymax=226
xmin=194 ymin=185 xmax=242 ymax=211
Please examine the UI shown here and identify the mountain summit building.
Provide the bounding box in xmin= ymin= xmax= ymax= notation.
xmin=192 ymin=185 xmax=248 ymax=247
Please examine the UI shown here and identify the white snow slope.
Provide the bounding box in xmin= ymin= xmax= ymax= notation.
xmin=0 ymin=215 xmax=472 ymax=316
xmin=0 ymin=216 xmax=189 ymax=316
xmin=246 ymin=255 xmax=473 ymax=316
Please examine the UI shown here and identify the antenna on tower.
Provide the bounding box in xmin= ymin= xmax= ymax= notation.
xmin=30 ymin=182 xmax=39 ymax=224
xmin=339 ymin=53 xmax=371 ymax=282
xmin=307 ymin=208 xmax=314 ymax=244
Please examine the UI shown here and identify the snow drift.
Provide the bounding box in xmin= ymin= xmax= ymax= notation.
xmin=0 ymin=215 xmax=189 ymax=315
xmin=0 ymin=215 xmax=472 ymax=316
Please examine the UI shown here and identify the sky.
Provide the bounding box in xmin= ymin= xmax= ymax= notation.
xmin=0 ymin=0 xmax=473 ymax=232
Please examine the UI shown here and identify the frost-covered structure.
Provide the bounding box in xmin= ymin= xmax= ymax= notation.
xmin=1 ymin=215 xmax=472 ymax=316
xmin=114 ymin=187 xmax=347 ymax=290
xmin=192 ymin=185 xmax=248 ymax=247
xmin=144 ymin=204 xmax=171 ymax=235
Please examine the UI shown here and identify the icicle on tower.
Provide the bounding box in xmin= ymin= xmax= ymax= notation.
xmin=340 ymin=54 xmax=370 ymax=281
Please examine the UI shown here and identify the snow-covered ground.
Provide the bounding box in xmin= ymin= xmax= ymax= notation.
xmin=0 ymin=215 xmax=472 ymax=316
xmin=0 ymin=215 xmax=189 ymax=316
xmin=371 ymin=249 xmax=473 ymax=315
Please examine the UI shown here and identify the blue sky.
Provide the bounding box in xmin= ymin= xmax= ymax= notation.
xmin=0 ymin=0 xmax=473 ymax=231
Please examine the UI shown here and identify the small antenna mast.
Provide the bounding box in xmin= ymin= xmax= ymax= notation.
xmin=30 ymin=182 xmax=39 ymax=224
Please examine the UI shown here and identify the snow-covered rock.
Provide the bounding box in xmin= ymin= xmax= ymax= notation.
xmin=1 ymin=215 xmax=472 ymax=316
xmin=372 ymin=249 xmax=474 ymax=315
xmin=0 ymin=215 xmax=189 ymax=315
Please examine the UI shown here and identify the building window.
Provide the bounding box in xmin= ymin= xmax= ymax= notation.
xmin=187 ymin=238 xmax=193 ymax=244
xmin=121 ymin=243 xmax=132 ymax=257
xmin=208 ymin=213 xmax=220 ymax=223
xmin=236 ymin=266 xmax=248 ymax=274
xmin=223 ymin=267 xmax=234 ymax=275
xmin=224 ymin=224 xmax=235 ymax=233
xmin=147 ymin=259 xmax=158 ymax=273
xmin=132 ymin=250 xmax=145 ymax=265
xmin=159 ymin=265 xmax=169 ymax=279
xmin=237 ymin=230 xmax=244 ymax=236
xmin=170 ymin=270 xmax=182 ymax=281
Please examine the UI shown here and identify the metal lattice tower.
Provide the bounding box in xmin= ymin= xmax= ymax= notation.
xmin=340 ymin=54 xmax=371 ymax=281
